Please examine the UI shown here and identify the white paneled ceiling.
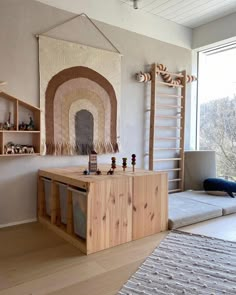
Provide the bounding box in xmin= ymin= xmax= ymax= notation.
xmin=120 ymin=0 xmax=236 ymax=28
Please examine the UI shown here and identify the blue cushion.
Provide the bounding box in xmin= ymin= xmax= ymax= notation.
xmin=203 ymin=178 xmax=236 ymax=198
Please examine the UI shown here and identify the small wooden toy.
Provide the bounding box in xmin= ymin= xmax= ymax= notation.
xmin=27 ymin=116 xmax=35 ymax=131
xmin=89 ymin=151 xmax=97 ymax=173
xmin=83 ymin=169 xmax=89 ymax=175
xmin=122 ymin=158 xmax=127 ymax=172
xmin=111 ymin=157 xmax=116 ymax=172
xmin=107 ymin=169 xmax=114 ymax=175
xmin=131 ymin=154 xmax=136 ymax=172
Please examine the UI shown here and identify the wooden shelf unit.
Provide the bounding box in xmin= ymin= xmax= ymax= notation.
xmin=148 ymin=63 xmax=186 ymax=193
xmin=38 ymin=165 xmax=168 ymax=255
xmin=0 ymin=91 xmax=41 ymax=156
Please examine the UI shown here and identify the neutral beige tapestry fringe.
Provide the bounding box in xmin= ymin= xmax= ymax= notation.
xmin=45 ymin=141 xmax=119 ymax=156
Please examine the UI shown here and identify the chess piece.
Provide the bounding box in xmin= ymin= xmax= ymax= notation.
xmin=122 ymin=158 xmax=127 ymax=172
xmin=111 ymin=157 xmax=116 ymax=172
xmin=131 ymin=154 xmax=136 ymax=172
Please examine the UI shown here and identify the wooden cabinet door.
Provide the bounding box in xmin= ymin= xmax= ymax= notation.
xmin=132 ymin=173 xmax=168 ymax=240
xmin=86 ymin=176 xmax=133 ymax=254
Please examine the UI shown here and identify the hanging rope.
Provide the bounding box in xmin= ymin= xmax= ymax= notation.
xmin=35 ymin=13 xmax=121 ymax=54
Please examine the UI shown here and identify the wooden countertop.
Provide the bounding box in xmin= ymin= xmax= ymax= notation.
xmin=38 ymin=165 xmax=167 ymax=189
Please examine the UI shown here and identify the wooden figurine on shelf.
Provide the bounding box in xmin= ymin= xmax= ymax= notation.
xmin=111 ymin=157 xmax=116 ymax=172
xmin=131 ymin=154 xmax=136 ymax=172
xmin=19 ymin=121 xmax=26 ymax=130
xmin=27 ymin=146 xmax=34 ymax=153
xmin=122 ymin=158 xmax=127 ymax=172
xmin=3 ymin=112 xmax=14 ymax=130
xmin=27 ymin=116 xmax=35 ymax=131
xmin=14 ymin=144 xmax=23 ymax=154
xmin=89 ymin=150 xmax=97 ymax=173
xmin=4 ymin=142 xmax=15 ymax=154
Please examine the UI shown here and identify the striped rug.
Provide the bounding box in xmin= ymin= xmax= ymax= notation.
xmin=118 ymin=231 xmax=236 ymax=295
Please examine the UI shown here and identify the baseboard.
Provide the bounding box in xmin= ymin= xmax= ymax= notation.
xmin=0 ymin=218 xmax=37 ymax=229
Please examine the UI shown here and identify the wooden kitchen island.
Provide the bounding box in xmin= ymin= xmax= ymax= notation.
xmin=38 ymin=165 xmax=168 ymax=254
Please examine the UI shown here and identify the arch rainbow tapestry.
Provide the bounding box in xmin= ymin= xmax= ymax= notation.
xmin=39 ymin=35 xmax=121 ymax=155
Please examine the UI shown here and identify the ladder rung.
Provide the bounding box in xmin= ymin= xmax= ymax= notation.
xmin=145 ymin=126 xmax=182 ymax=130
xmin=169 ymin=189 xmax=182 ymax=193
xmin=155 ymin=137 xmax=182 ymax=141
xmin=157 ymin=93 xmax=183 ymax=98
xmin=156 ymin=168 xmax=181 ymax=172
xmin=155 ymin=126 xmax=182 ymax=129
xmin=168 ymin=178 xmax=182 ymax=182
xmin=156 ymin=81 xmax=184 ymax=88
xmin=156 ymin=68 xmax=183 ymax=78
xmin=156 ymin=104 xmax=183 ymax=109
xmin=154 ymin=158 xmax=182 ymax=161
xmin=156 ymin=115 xmax=182 ymax=119
xmin=154 ymin=148 xmax=182 ymax=150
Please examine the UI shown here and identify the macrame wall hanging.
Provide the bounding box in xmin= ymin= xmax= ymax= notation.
xmin=38 ymin=14 xmax=121 ymax=155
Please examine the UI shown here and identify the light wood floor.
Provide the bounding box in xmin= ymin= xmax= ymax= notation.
xmin=0 ymin=214 xmax=236 ymax=295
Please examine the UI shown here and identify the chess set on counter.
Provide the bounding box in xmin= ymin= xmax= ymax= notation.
xmin=83 ymin=152 xmax=136 ymax=175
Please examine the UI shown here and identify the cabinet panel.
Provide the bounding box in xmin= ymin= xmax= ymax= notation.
xmin=132 ymin=173 xmax=168 ymax=240
xmin=0 ymin=133 xmax=3 ymax=154
xmin=87 ymin=177 xmax=132 ymax=254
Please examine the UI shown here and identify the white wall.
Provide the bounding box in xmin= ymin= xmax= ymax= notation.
xmin=0 ymin=0 xmax=192 ymax=226
xmin=193 ymin=12 xmax=236 ymax=49
xmin=37 ymin=0 xmax=192 ymax=49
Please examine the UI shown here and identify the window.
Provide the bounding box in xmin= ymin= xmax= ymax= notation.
xmin=198 ymin=43 xmax=236 ymax=180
